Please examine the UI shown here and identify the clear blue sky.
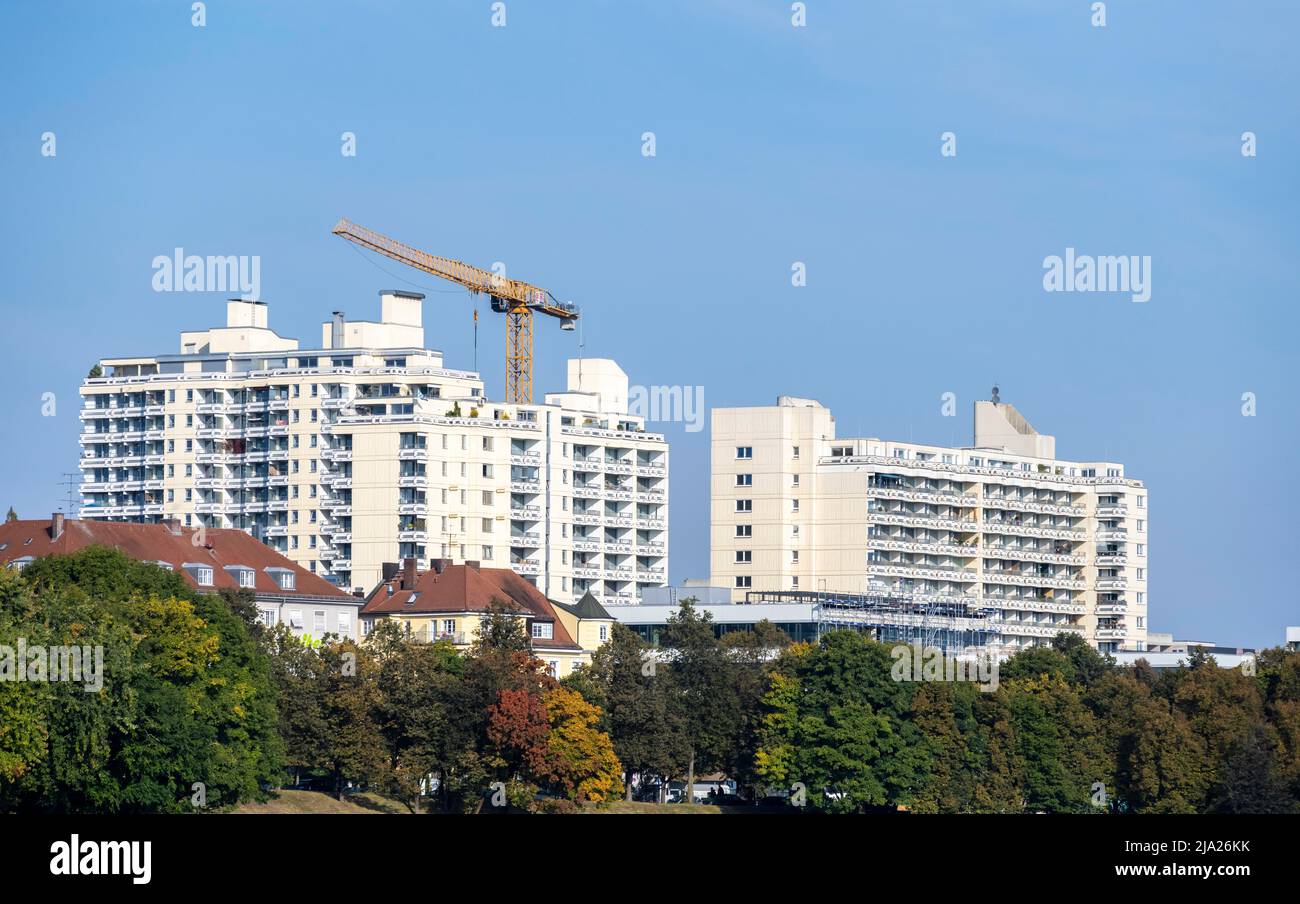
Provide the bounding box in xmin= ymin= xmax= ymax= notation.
xmin=1 ymin=1 xmax=1296 ymax=647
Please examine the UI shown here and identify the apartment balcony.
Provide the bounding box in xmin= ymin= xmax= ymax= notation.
xmin=510 ymin=532 xmax=542 ymax=547
xmin=983 ymin=597 xmax=1086 ymax=616
xmin=635 ymin=516 xmax=665 ymax=530
xmin=331 ymin=532 xmax=353 ymax=544
xmin=868 ymin=511 xmax=979 ymax=533
xmin=264 ymin=525 xmax=289 ymax=538
xmin=604 ymin=488 xmax=635 ymax=502
xmin=574 ymin=458 xmax=602 ymax=473
xmin=1095 ymin=528 xmax=1128 ymax=542
xmin=510 ymin=505 xmax=542 ymax=520
xmin=573 ymin=485 xmax=602 ymax=499
xmin=637 ymin=489 xmax=666 ymax=503
xmin=397 ymin=476 xmax=426 ymax=489
xmin=997 ymin=622 xmax=1085 ymax=639
xmin=572 ymin=512 xmax=602 ymax=526
xmin=267 ymin=499 xmax=290 ymax=512
xmin=321 ymin=396 xmax=352 ymax=409
xmin=331 ymin=559 xmax=353 ymax=571
xmin=982 ymin=571 xmax=1086 ymax=591
xmin=510 ymin=479 xmax=541 ymax=494
xmin=1095 ymin=554 xmax=1128 ymax=566
xmin=868 ymin=537 xmax=974 ymax=558
xmin=397 ymin=530 xmax=428 ymax=543
xmin=1095 ymin=627 xmax=1128 ymax=640
xmin=574 ymin=566 xmax=603 ymax=579
xmin=982 ymin=494 xmax=1085 ymax=517
xmin=330 ymin=477 xmax=354 ymax=490
xmin=635 ymin=463 xmax=667 ymax=478
xmin=323 ymin=447 xmax=354 ymax=462
xmin=510 ymin=452 xmax=541 ymax=466
xmin=604 ymin=567 xmax=634 ymax=581
xmin=572 ymin=539 xmax=602 ymax=553
xmin=605 ymin=515 xmax=635 ymax=528
xmin=1095 ymin=504 xmax=1128 ymax=518
xmin=396 ymin=448 xmax=423 ymax=461
xmin=398 ymin=502 xmax=428 ymax=516
xmin=1095 ymin=603 xmax=1128 ymax=616
xmin=1096 ymin=578 xmax=1127 ymax=591
xmin=981 ymin=520 xmax=1085 ymax=541
xmin=636 ymin=541 xmax=666 ymax=555
xmin=603 ymin=540 xmax=633 ymax=554
xmin=636 ymin=568 xmax=666 ymax=583
xmin=868 ymin=486 xmax=979 ymax=508
xmin=868 ymin=563 xmax=979 ymax=583
xmin=980 ymin=545 xmax=1084 ymax=566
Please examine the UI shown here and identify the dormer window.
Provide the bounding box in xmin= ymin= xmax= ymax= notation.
xmin=531 ymin=622 xmax=554 ymax=640
xmin=265 ymin=567 xmax=296 ymax=591
xmin=224 ymin=565 xmax=256 ymax=589
xmin=9 ymin=556 xmax=34 ymax=572
xmin=196 ymin=567 xmax=213 ymax=586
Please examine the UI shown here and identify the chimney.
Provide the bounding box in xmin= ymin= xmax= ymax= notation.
xmin=331 ymin=311 xmax=345 ymax=349
xmin=431 ymin=558 xmax=448 ymax=575
xmin=402 ymin=557 xmax=417 ymax=589
xmin=51 ymin=511 xmax=65 ymax=541
xmin=381 ymin=562 xmax=399 ymax=582
xmin=162 ymin=517 xmax=182 ymax=536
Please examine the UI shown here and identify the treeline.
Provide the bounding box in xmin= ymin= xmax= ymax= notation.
xmin=2 ymin=550 xmax=1298 ymax=814
xmin=564 ymin=606 xmax=1300 ymax=814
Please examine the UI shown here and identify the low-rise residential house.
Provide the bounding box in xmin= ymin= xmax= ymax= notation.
xmin=0 ymin=513 xmax=363 ymax=640
xmin=360 ymin=558 xmax=608 ymax=677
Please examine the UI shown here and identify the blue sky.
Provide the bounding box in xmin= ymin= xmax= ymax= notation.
xmin=1 ymin=1 xmax=1296 ymax=646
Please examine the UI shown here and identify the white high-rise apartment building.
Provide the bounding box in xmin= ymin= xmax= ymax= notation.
xmin=79 ymin=297 xmax=668 ymax=603
xmin=711 ymin=396 xmax=1148 ymax=653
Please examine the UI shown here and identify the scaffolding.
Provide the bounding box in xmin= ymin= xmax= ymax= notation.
xmin=746 ymin=588 xmax=1000 ymax=658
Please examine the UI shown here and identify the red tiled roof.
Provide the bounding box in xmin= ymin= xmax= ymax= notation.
xmin=0 ymin=517 xmax=354 ymax=601
xmin=362 ymin=562 xmax=580 ymax=649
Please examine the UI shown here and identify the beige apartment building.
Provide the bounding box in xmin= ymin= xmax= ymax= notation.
xmin=711 ymin=396 xmax=1149 ymax=654
xmin=78 ymin=297 xmax=668 ymax=604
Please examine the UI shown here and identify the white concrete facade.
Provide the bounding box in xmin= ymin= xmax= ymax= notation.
xmin=711 ymin=397 xmax=1149 ymax=654
xmin=79 ymin=296 xmax=668 ymax=604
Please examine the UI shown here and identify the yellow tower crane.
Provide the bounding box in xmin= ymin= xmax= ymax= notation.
xmin=332 ymin=218 xmax=578 ymax=404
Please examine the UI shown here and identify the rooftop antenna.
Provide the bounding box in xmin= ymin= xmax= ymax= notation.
xmin=57 ymin=472 xmax=80 ymax=517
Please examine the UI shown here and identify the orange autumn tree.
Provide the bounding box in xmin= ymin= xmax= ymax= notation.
xmin=543 ymin=687 xmax=622 ymax=804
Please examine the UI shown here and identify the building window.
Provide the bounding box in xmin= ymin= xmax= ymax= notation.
xmin=238 ymin=569 xmax=255 ymax=588
xmin=734 ymin=575 xmax=752 ymax=589
xmin=313 ymin=611 xmax=326 ymax=634
xmin=736 ymin=499 xmax=752 ymax=513
xmin=274 ymin=571 xmax=296 ymax=591
xmin=736 ymin=446 xmax=752 ymax=459
xmin=735 ymin=524 xmax=752 ymax=538
xmin=482 ymin=545 xmax=493 ymax=560
xmin=442 ymin=619 xmax=455 ymax=635
xmin=532 ymin=622 xmax=554 ymax=640
xmin=196 ymin=567 xmax=213 ymax=586
xmin=791 ymin=446 xmax=799 ymax=459
xmin=736 ymin=474 xmax=752 ymax=487
xmin=735 ymin=550 xmax=752 ymax=564
xmin=791 ymin=499 xmax=800 ymax=513
xmin=599 ymin=625 xmax=608 ymax=642
xmin=1136 ymin=568 xmax=1145 ymax=580
xmin=260 ymin=609 xmax=277 ymax=627
xmin=1137 ymin=496 xmax=1146 ymax=508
